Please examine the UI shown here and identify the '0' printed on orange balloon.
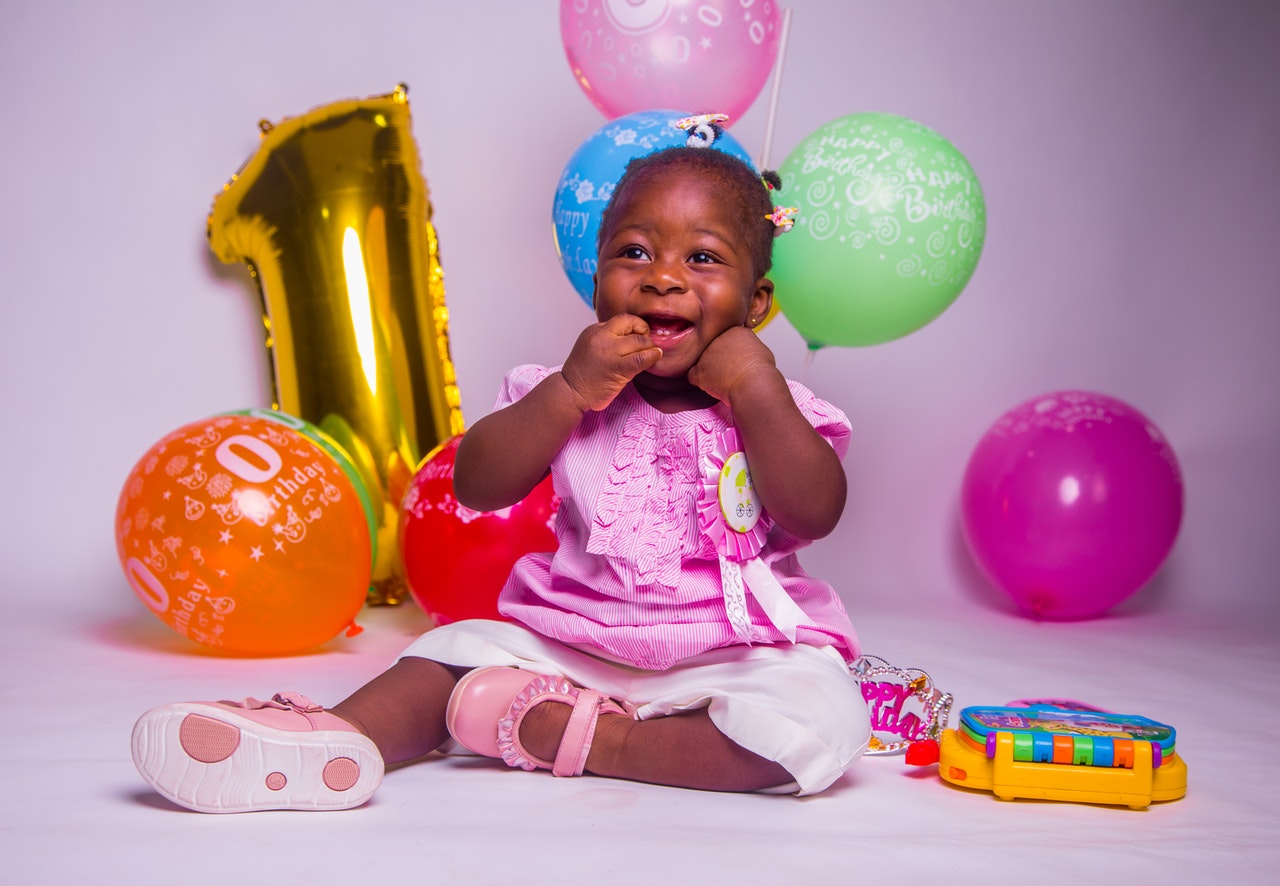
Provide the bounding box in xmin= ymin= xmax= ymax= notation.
xmin=115 ymin=413 xmax=372 ymax=655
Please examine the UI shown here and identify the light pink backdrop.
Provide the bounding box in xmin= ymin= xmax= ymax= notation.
xmin=3 ymin=0 xmax=1275 ymax=623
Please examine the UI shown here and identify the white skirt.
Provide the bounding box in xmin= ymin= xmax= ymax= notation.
xmin=400 ymin=619 xmax=870 ymax=795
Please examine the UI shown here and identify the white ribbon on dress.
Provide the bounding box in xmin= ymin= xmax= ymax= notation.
xmin=698 ymin=428 xmax=808 ymax=644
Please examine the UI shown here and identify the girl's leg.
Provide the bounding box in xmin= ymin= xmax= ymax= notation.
xmin=518 ymin=703 xmax=791 ymax=792
xmin=330 ymin=657 xmax=466 ymax=765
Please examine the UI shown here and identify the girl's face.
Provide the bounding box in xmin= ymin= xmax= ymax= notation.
xmin=592 ymin=167 xmax=771 ymax=382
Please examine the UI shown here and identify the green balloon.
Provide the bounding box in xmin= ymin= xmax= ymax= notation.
xmin=770 ymin=113 xmax=986 ymax=348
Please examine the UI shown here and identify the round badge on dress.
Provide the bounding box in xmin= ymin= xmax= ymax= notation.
xmin=718 ymin=451 xmax=761 ymax=534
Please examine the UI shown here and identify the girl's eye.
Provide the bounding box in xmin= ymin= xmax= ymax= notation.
xmin=689 ymin=251 xmax=718 ymax=264
xmin=620 ymin=246 xmax=649 ymax=260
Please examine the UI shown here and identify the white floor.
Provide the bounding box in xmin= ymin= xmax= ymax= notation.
xmin=5 ymin=595 xmax=1276 ymax=885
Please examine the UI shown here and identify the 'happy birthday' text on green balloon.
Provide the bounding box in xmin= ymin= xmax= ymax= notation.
xmin=770 ymin=113 xmax=986 ymax=348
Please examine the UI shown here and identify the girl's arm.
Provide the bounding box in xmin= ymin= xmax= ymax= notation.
xmin=729 ymin=367 xmax=847 ymax=539
xmin=453 ymin=370 xmax=585 ymax=511
xmin=689 ymin=327 xmax=847 ymax=539
xmin=454 ymin=314 xmax=661 ymax=511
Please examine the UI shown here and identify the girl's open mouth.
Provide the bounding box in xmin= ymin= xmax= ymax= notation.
xmin=645 ymin=316 xmax=693 ymax=349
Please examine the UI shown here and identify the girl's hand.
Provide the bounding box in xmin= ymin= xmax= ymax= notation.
xmin=561 ymin=314 xmax=663 ymax=412
xmin=687 ymin=325 xmax=777 ymax=408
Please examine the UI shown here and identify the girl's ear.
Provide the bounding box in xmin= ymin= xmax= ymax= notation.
xmin=748 ymin=277 xmax=774 ymax=327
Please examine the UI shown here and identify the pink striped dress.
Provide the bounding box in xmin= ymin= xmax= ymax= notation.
xmin=494 ymin=365 xmax=861 ymax=671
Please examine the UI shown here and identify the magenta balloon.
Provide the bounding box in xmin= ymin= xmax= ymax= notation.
xmin=961 ymin=391 xmax=1184 ymax=620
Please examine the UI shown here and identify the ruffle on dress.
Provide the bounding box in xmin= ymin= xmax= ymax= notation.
xmin=585 ymin=403 xmax=719 ymax=589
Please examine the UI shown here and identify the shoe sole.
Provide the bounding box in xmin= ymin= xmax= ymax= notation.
xmin=132 ymin=702 xmax=384 ymax=813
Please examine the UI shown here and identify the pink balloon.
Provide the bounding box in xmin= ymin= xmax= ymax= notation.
xmin=560 ymin=0 xmax=781 ymax=122
xmin=961 ymin=391 xmax=1184 ymax=620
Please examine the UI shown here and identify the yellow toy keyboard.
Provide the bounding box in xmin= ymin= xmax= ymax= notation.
xmin=912 ymin=704 xmax=1187 ymax=809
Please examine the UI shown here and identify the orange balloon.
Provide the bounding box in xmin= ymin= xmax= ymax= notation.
xmin=115 ymin=413 xmax=372 ymax=655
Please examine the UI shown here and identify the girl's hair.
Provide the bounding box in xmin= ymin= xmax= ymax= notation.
xmin=597 ymin=146 xmax=779 ymax=279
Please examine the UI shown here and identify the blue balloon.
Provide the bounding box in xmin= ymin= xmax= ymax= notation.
xmin=552 ymin=110 xmax=755 ymax=309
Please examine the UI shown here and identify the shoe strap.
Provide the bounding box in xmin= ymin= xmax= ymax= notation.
xmin=272 ymin=691 xmax=323 ymax=713
xmin=552 ymin=691 xmax=607 ymax=777
xmin=232 ymin=692 xmax=325 ymax=729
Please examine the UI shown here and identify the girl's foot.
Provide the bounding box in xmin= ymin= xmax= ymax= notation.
xmin=131 ymin=691 xmax=383 ymax=813
xmin=445 ymin=668 xmax=628 ymax=776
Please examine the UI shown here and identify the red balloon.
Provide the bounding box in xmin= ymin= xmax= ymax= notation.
xmin=398 ymin=435 xmax=558 ymax=624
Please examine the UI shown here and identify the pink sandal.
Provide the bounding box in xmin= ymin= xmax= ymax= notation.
xmin=131 ymin=691 xmax=383 ymax=813
xmin=445 ymin=667 xmax=628 ymax=777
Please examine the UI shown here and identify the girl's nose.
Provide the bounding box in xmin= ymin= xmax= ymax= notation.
xmin=643 ymin=256 xmax=686 ymax=294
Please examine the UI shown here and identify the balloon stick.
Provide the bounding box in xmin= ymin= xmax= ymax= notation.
xmin=758 ymin=7 xmax=793 ymax=171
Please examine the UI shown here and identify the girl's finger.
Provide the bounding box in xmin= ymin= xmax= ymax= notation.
xmin=602 ymin=313 xmax=650 ymax=337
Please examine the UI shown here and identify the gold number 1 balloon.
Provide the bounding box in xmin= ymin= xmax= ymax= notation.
xmin=208 ymin=84 xmax=464 ymax=604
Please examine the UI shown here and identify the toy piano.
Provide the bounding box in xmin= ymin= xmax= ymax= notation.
xmin=910 ymin=704 xmax=1187 ymax=809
